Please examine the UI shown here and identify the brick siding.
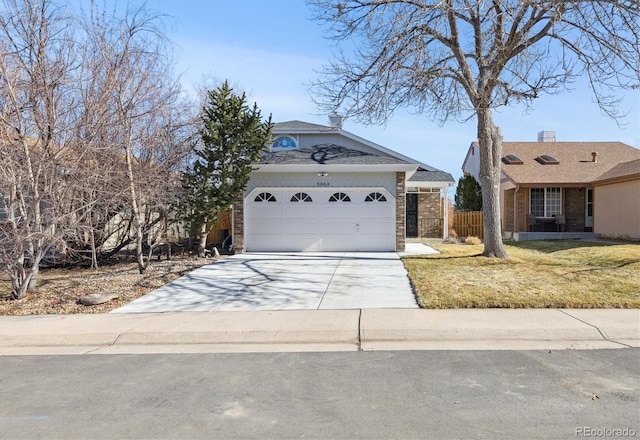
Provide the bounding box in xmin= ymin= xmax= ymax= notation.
xmin=504 ymin=189 xmax=515 ymax=231
xmin=564 ymin=188 xmax=586 ymax=232
xmin=232 ymin=196 xmax=244 ymax=253
xmin=417 ymin=193 xmax=442 ymax=237
xmin=395 ymin=172 xmax=406 ymax=252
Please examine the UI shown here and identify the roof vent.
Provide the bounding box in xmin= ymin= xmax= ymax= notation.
xmin=537 ymin=131 xmax=556 ymax=142
xmin=591 ymin=151 xmax=598 ymax=162
xmin=502 ymin=154 xmax=524 ymax=165
xmin=535 ymin=154 xmax=559 ymax=165
xmin=328 ymin=113 xmax=344 ymax=129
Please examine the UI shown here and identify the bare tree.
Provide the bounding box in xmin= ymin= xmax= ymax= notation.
xmin=0 ymin=0 xmax=93 ymax=298
xmin=77 ymin=1 xmax=196 ymax=273
xmin=309 ymin=0 xmax=640 ymax=257
xmin=0 ymin=0 xmax=194 ymax=299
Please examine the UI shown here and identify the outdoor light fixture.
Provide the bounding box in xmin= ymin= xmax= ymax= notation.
xmin=317 ymin=172 xmax=329 ymax=178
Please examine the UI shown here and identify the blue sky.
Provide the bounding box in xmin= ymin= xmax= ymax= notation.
xmin=148 ymin=0 xmax=640 ymax=188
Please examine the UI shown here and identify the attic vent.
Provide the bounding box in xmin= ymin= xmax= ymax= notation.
xmin=502 ymin=154 xmax=524 ymax=165
xmin=535 ymin=154 xmax=559 ymax=165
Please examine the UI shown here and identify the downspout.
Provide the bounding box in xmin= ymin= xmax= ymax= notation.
xmin=513 ymin=185 xmax=520 ymax=239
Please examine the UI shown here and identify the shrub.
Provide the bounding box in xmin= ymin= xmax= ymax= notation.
xmin=464 ymin=236 xmax=482 ymax=245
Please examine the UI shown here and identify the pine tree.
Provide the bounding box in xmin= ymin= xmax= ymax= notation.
xmin=455 ymin=174 xmax=483 ymax=212
xmin=180 ymin=81 xmax=273 ymax=256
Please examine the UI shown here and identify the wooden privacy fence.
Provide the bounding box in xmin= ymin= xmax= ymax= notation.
xmin=454 ymin=211 xmax=484 ymax=239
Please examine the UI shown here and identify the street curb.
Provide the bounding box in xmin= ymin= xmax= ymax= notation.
xmin=1 ymin=309 xmax=638 ymax=355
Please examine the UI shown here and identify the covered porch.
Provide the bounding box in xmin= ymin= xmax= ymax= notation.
xmin=502 ymin=185 xmax=595 ymax=240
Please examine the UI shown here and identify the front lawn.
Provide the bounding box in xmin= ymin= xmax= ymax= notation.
xmin=404 ymin=240 xmax=640 ymax=308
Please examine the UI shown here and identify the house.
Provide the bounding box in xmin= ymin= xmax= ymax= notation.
xmin=462 ymin=131 xmax=640 ymax=241
xmin=230 ymin=117 xmax=454 ymax=252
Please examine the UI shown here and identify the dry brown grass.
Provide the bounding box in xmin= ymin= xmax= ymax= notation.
xmin=404 ymin=240 xmax=640 ymax=309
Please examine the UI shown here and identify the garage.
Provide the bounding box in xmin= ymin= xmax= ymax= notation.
xmin=245 ymin=187 xmax=395 ymax=252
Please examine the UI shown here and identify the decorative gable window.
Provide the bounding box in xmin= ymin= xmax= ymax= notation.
xmin=254 ymin=192 xmax=276 ymax=202
xmin=329 ymin=192 xmax=351 ymax=202
xmin=365 ymin=192 xmax=387 ymax=202
xmin=290 ymin=192 xmax=312 ymax=202
xmin=271 ymin=136 xmax=298 ymax=151
xmin=530 ymin=188 xmax=561 ymax=217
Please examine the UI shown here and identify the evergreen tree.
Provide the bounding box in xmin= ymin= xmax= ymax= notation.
xmin=181 ymin=81 xmax=273 ymax=256
xmin=455 ymin=175 xmax=483 ymax=212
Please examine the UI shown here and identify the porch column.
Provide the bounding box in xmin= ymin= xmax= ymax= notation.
xmin=442 ymin=187 xmax=449 ymax=239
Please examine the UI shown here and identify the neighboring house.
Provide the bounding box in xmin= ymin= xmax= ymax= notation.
xmin=591 ymin=158 xmax=640 ymax=240
xmin=231 ymin=117 xmax=454 ymax=252
xmin=462 ymin=131 xmax=640 ymax=241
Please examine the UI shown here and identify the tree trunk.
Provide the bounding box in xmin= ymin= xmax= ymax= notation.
xmin=123 ymin=133 xmax=148 ymax=274
xmin=27 ymin=265 xmax=39 ymax=292
xmin=477 ymin=108 xmax=508 ymax=258
xmin=89 ymin=211 xmax=99 ymax=270
xmin=10 ymin=256 xmax=28 ymax=300
xmin=197 ymin=223 xmax=208 ymax=258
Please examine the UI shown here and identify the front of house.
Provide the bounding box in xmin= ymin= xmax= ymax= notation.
xmin=462 ymin=131 xmax=640 ymax=241
xmin=231 ymin=118 xmax=454 ymax=253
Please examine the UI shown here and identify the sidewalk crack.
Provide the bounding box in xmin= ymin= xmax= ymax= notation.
xmin=557 ymin=309 xmax=633 ymax=348
xmin=357 ymin=309 xmax=363 ymax=351
xmin=317 ymin=254 xmax=343 ymax=310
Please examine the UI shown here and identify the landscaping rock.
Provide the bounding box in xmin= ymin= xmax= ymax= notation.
xmin=79 ymin=293 xmax=120 ymax=306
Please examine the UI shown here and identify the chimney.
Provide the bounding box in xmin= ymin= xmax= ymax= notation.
xmin=328 ymin=113 xmax=344 ymax=129
xmin=591 ymin=152 xmax=598 ymax=162
xmin=537 ymin=130 xmax=556 ymax=142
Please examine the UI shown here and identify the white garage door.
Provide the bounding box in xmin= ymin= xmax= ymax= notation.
xmin=245 ymin=188 xmax=396 ymax=252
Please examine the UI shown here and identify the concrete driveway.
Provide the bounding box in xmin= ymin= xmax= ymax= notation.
xmin=112 ymin=252 xmax=418 ymax=313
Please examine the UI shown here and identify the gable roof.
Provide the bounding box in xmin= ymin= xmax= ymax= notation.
xmin=273 ymin=120 xmax=335 ymax=132
xmin=495 ymin=141 xmax=640 ymax=185
xmin=593 ymin=158 xmax=640 ymax=184
xmin=272 ymin=120 xmax=454 ymax=182
xmin=256 ymin=144 xmax=410 ymax=166
xmin=408 ymin=169 xmax=455 ymax=183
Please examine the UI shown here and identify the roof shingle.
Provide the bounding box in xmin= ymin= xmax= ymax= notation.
xmin=408 ymin=169 xmax=455 ymax=183
xmin=493 ymin=142 xmax=640 ymax=184
xmin=273 ymin=120 xmax=334 ymax=131
xmin=256 ymin=144 xmax=410 ymax=166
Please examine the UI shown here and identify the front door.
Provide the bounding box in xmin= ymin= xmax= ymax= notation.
xmin=406 ymin=193 xmax=418 ymax=237
xmin=585 ymin=188 xmax=593 ymax=231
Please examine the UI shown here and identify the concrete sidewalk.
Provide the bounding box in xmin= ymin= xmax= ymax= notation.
xmin=1 ymin=309 xmax=638 ymax=355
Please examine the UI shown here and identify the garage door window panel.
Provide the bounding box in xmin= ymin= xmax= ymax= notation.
xmin=329 ymin=192 xmax=351 ymax=202
xmin=255 ymin=192 xmax=277 ymax=202
xmin=290 ymin=192 xmax=312 ymax=202
xmin=365 ymin=192 xmax=387 ymax=202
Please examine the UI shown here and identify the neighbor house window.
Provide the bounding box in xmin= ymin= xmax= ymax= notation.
xmin=530 ymin=187 xmax=561 ymax=217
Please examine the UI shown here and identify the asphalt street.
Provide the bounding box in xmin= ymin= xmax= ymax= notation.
xmin=1 ymin=349 xmax=638 ymax=439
